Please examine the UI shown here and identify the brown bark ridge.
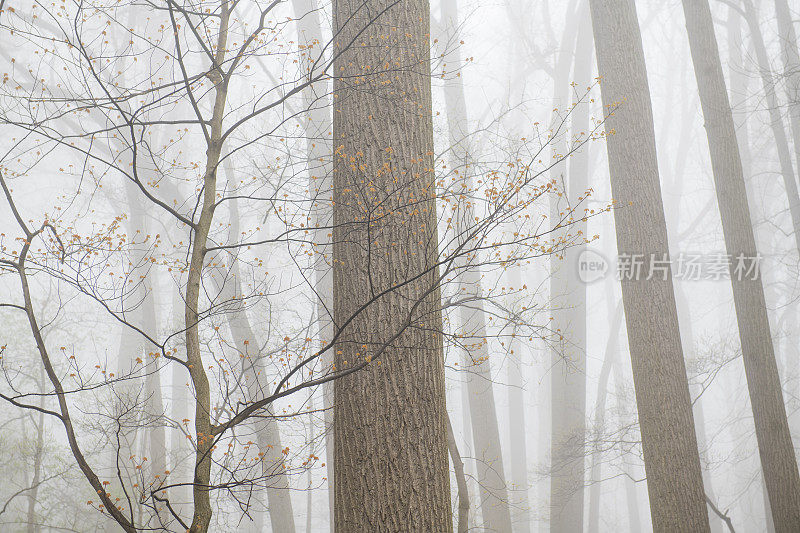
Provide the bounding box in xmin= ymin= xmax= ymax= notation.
xmin=682 ymin=1 xmax=800 ymax=530
xmin=331 ymin=0 xmax=451 ymax=531
xmin=588 ymin=0 xmax=711 ymax=530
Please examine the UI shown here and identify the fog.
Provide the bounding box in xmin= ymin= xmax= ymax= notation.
xmin=0 ymin=0 xmax=798 ymax=531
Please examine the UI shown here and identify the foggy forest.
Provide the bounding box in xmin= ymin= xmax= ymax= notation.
xmin=2 ymin=0 xmax=800 ymax=531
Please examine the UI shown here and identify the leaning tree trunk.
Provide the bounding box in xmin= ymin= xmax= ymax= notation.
xmin=681 ymin=1 xmax=800 ymax=530
xmin=588 ymin=0 xmax=711 ymax=530
xmin=331 ymin=0 xmax=451 ymax=530
xmin=727 ymin=13 xmax=777 ymax=532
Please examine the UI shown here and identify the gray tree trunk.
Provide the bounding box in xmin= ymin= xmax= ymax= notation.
xmin=507 ymin=265 xmax=530 ymax=533
xmin=741 ymin=0 xmax=800 ymax=252
xmin=726 ymin=12 xmax=777 ymax=532
xmin=550 ymin=4 xmax=592 ymax=531
xmin=586 ymin=301 xmax=623 ymax=533
xmin=545 ymin=2 xmax=582 ymax=530
xmin=440 ymin=1 xmax=512 ymax=529
xmin=447 ymin=415 xmax=470 ymax=533
xmin=122 ymin=176 xmax=168 ymax=524
xmin=774 ymin=0 xmax=800 ymax=171
xmin=289 ymin=0 xmax=335 ymax=525
xmin=219 ymin=161 xmax=296 ymax=533
xmin=682 ymin=1 xmax=800 ymax=530
xmin=331 ymin=0 xmax=451 ymax=529
xmin=589 ymin=0 xmax=711 ymax=530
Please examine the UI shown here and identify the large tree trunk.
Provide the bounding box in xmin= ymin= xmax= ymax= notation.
xmin=660 ymin=52 xmax=724 ymax=531
xmin=331 ymin=0 xmax=451 ymax=530
xmin=588 ymin=0 xmax=711 ymax=530
xmin=440 ymin=1 xmax=512 ymax=529
xmin=681 ymin=1 xmax=800 ymax=530
xmin=727 ymin=12 xmax=777 ymax=532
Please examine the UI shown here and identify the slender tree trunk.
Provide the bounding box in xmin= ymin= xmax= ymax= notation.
xmin=440 ymin=1 xmax=512 ymax=529
xmin=610 ymin=357 xmax=643 ymax=533
xmin=140 ymin=270 xmax=168 ymax=522
xmin=170 ymin=284 xmax=192 ymax=516
xmin=586 ymin=301 xmax=623 ymax=533
xmin=448 ymin=415 xmax=470 ymax=533
xmin=26 ymin=375 xmax=46 ymax=533
xmin=682 ymin=2 xmax=800 ymax=530
xmin=508 ymin=265 xmax=530 ymax=533
xmin=774 ymin=0 xmax=800 ymax=170
xmin=184 ymin=6 xmax=232 ymax=530
xmin=588 ymin=0 xmax=711 ymax=530
xmin=545 ymin=2 xmax=581 ymax=529
xmin=290 ymin=0 xmax=335 ymax=525
xmin=218 ymin=160 xmax=296 ymax=533
xmin=331 ymin=0 xmax=451 ymax=529
xmin=550 ymin=4 xmax=592 ymax=530
xmin=741 ymin=0 xmax=800 ymax=253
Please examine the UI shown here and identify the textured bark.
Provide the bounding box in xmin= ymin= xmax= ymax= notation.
xmin=741 ymin=0 xmax=800 ymax=253
xmin=440 ymin=1 xmax=512 ymax=529
xmin=661 ymin=54 xmax=723 ymax=531
xmin=549 ymin=4 xmax=591 ymax=530
xmin=682 ymin=2 xmax=800 ymax=530
xmin=727 ymin=16 xmax=776 ymax=532
xmin=588 ymin=0 xmax=711 ymax=530
xmin=331 ymin=0 xmax=451 ymax=530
